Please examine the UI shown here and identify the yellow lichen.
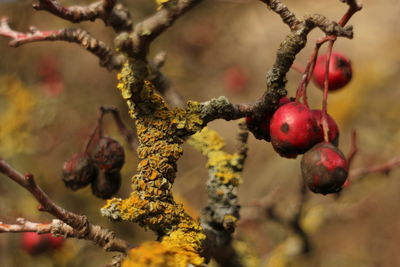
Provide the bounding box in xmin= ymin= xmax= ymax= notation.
xmin=102 ymin=59 xmax=208 ymax=266
xmin=122 ymin=239 xmax=204 ymax=267
xmin=189 ymin=128 xmax=242 ymax=185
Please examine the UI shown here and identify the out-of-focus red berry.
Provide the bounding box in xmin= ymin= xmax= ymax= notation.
xmin=223 ymin=65 xmax=249 ymax=94
xmin=38 ymin=56 xmax=64 ymax=97
xmin=47 ymin=235 xmax=64 ymax=249
xmin=22 ymin=232 xmax=65 ymax=255
xmin=313 ymin=52 xmax=352 ymax=91
xmin=22 ymin=232 xmax=48 ymax=255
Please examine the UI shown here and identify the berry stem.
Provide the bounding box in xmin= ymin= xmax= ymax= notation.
xmin=84 ymin=106 xmax=137 ymax=153
xmin=321 ymin=41 xmax=334 ymax=142
xmin=84 ymin=110 xmax=104 ymax=153
xmin=294 ymin=42 xmax=323 ymax=106
xmin=347 ymin=130 xmax=358 ymax=167
xmin=295 ymin=0 xmax=361 ymax=110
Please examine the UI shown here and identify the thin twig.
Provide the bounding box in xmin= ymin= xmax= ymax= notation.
xmin=130 ymin=0 xmax=204 ymax=57
xmin=0 ymin=18 xmax=124 ymax=70
xmin=349 ymin=156 xmax=400 ymax=180
xmin=347 ymin=130 xmax=358 ymax=167
xmin=101 ymin=106 xmax=138 ymax=151
xmin=148 ymin=52 xmax=185 ymax=108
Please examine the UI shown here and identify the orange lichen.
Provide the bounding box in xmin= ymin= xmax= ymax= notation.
xmin=122 ymin=239 xmax=204 ymax=267
xmin=103 ymin=59 xmax=207 ymax=266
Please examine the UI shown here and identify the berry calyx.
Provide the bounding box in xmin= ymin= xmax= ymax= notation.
xmin=93 ymin=137 xmax=125 ymax=172
xmin=62 ymin=152 xmax=98 ymax=191
xmin=313 ymin=52 xmax=352 ymax=91
xmin=311 ymin=109 xmax=340 ymax=146
xmin=270 ymin=102 xmax=322 ymax=158
xmin=301 ymin=142 xmax=348 ymax=195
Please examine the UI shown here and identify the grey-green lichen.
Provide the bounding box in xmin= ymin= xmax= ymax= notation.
xmin=189 ymin=127 xmax=246 ymax=239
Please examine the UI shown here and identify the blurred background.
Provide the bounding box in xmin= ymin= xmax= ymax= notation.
xmin=0 ymin=0 xmax=400 ymax=266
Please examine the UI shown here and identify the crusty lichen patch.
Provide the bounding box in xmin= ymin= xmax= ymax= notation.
xmin=122 ymin=238 xmax=204 ymax=267
xmin=189 ymin=128 xmax=242 ymax=186
xmin=102 ymin=60 xmax=206 ymax=266
xmin=188 ymin=127 xmax=244 ymax=233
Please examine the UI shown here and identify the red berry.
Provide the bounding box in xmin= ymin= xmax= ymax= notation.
xmin=21 ymin=232 xmax=64 ymax=255
xmin=311 ymin=109 xmax=340 ymax=146
xmin=22 ymin=232 xmax=47 ymax=255
xmin=93 ymin=137 xmax=125 ymax=172
xmin=270 ymin=102 xmax=322 ymax=158
xmin=313 ymin=52 xmax=352 ymax=91
xmin=47 ymin=235 xmax=64 ymax=249
xmin=62 ymin=152 xmax=98 ymax=191
xmin=301 ymin=142 xmax=348 ymax=195
xmin=223 ymin=65 xmax=248 ymax=94
xmin=245 ymin=97 xmax=291 ymax=142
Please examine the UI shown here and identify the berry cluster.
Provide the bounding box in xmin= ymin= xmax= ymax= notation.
xmin=247 ymin=52 xmax=352 ymax=195
xmin=62 ymin=136 xmax=125 ymax=199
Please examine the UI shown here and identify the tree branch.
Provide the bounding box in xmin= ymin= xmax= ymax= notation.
xmin=259 ymin=0 xmax=300 ymax=30
xmin=33 ymin=0 xmax=133 ymax=33
xmin=117 ymin=0 xmax=204 ymax=58
xmin=0 ymin=18 xmax=125 ymax=70
xmin=148 ymin=51 xmax=186 ymax=108
xmin=0 ymin=159 xmax=130 ymax=253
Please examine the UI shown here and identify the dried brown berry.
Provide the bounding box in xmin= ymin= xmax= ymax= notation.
xmin=301 ymin=142 xmax=348 ymax=195
xmin=93 ymin=136 xmax=125 ymax=172
xmin=62 ymin=152 xmax=98 ymax=191
xmin=91 ymin=170 xmax=121 ymax=199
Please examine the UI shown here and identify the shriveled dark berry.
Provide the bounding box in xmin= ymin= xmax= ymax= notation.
xmin=93 ymin=136 xmax=125 ymax=172
xmin=91 ymin=170 xmax=121 ymax=199
xmin=301 ymin=142 xmax=348 ymax=195
xmin=270 ymin=102 xmax=322 ymax=158
xmin=62 ymin=152 xmax=98 ymax=191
